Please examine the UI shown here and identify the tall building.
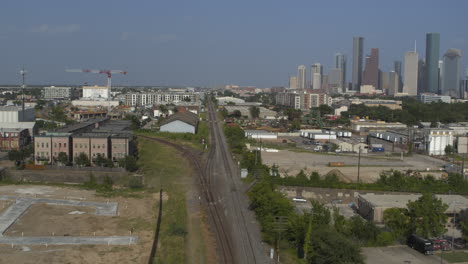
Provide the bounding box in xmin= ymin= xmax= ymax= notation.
xmin=297 ymin=65 xmax=307 ymax=89
xmin=425 ymin=33 xmax=440 ymax=94
xmin=329 ymin=68 xmax=344 ymax=94
xmin=417 ymin=60 xmax=426 ymax=95
xmin=379 ymin=71 xmax=388 ymax=92
xmin=335 ymin=53 xmax=347 ymax=91
xmin=388 ymin=71 xmax=399 ymax=96
xmin=439 ymin=60 xmax=444 ymax=94
xmin=289 ymin=76 xmax=298 ymax=89
xmin=362 ymin=48 xmax=380 ymax=90
xmin=311 ymin=63 xmax=323 ymax=90
xmin=352 ymin=37 xmax=364 ymax=91
xmin=442 ymin=48 xmax=462 ymax=98
xmin=394 ymin=61 xmax=403 ymax=92
xmin=403 ymin=51 xmax=419 ymax=96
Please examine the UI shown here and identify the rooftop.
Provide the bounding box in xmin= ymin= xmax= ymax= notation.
xmin=0 ymin=105 xmax=34 ymax=111
xmin=359 ymin=193 xmax=468 ymax=214
xmin=160 ymin=112 xmax=199 ymax=127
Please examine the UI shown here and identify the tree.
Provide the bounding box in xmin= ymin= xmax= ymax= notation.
xmin=124 ymin=115 xmax=141 ymax=130
xmin=57 ymin=152 xmax=69 ymax=165
xmin=119 ymin=155 xmax=138 ymax=172
xmin=406 ymin=193 xmax=448 ymax=238
xmin=306 ymin=228 xmax=364 ymax=264
xmin=75 ymin=153 xmax=90 ymax=167
xmin=460 ymin=218 xmax=468 ymax=242
xmin=445 ymin=144 xmax=454 ymax=155
xmin=290 ymin=120 xmax=301 ymax=131
xmin=249 ymin=106 xmax=260 ymax=119
xmin=383 ymin=208 xmax=410 ymax=239
xmin=318 ymin=104 xmax=334 ymax=115
xmin=8 ymin=150 xmax=24 ymax=162
xmin=94 ymin=154 xmax=107 ymax=167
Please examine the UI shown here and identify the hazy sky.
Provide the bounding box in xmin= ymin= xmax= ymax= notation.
xmin=1 ymin=0 xmax=467 ymax=87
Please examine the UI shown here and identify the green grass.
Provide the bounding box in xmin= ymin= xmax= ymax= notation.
xmin=438 ymin=251 xmax=468 ymax=263
xmin=137 ymin=137 xmax=190 ymax=264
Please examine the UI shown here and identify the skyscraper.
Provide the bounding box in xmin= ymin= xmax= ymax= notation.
xmin=442 ymin=48 xmax=462 ymax=98
xmin=425 ymin=33 xmax=440 ymax=94
xmin=297 ymin=65 xmax=307 ymax=89
xmin=362 ymin=48 xmax=380 ymax=90
xmin=394 ymin=60 xmax=403 ymax=92
xmin=388 ymin=71 xmax=399 ymax=96
xmin=311 ymin=63 xmax=323 ymax=90
xmin=335 ymin=53 xmax=347 ymax=91
xmin=417 ymin=59 xmax=426 ymax=95
xmin=329 ymin=68 xmax=344 ymax=94
xmin=289 ymin=76 xmax=298 ymax=89
xmin=403 ymin=51 xmax=419 ymax=96
xmin=379 ymin=71 xmax=388 ymax=91
xmin=352 ymin=37 xmax=364 ymax=91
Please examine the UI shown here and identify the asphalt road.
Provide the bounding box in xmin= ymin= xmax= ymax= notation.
xmin=207 ymin=102 xmax=272 ymax=264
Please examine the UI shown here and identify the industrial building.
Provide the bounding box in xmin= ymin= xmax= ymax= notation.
xmin=351 ymin=120 xmax=407 ymax=132
xmin=418 ymin=93 xmax=451 ymax=104
xmin=0 ymin=128 xmax=30 ymax=151
xmin=42 ymin=86 xmax=72 ymax=100
xmin=160 ymin=112 xmax=199 ymax=134
xmin=423 ymin=128 xmax=454 ymax=156
xmin=244 ymin=130 xmax=277 ymax=140
xmin=35 ymin=120 xmax=134 ymax=166
xmin=358 ymin=193 xmax=468 ymax=223
xmin=223 ymin=106 xmax=279 ymax=119
xmin=0 ymin=106 xmax=35 ymax=122
xmin=216 ymin=96 xmax=246 ymax=105
xmin=350 ymin=99 xmax=402 ymax=110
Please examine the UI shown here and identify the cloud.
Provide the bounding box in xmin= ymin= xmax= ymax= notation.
xmin=152 ymin=34 xmax=178 ymax=43
xmin=31 ymin=24 xmax=81 ymax=35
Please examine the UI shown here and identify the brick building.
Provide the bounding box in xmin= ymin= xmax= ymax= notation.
xmin=0 ymin=128 xmax=30 ymax=151
xmin=34 ymin=133 xmax=72 ymax=165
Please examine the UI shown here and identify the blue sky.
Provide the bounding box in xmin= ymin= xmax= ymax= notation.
xmin=1 ymin=0 xmax=467 ymax=87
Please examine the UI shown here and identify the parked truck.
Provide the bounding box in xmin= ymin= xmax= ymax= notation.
xmin=407 ymin=234 xmax=434 ymax=255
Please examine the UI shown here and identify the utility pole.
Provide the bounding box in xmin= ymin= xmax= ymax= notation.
xmin=357 ymin=147 xmax=361 ymax=183
xmin=20 ymin=68 xmax=27 ymax=122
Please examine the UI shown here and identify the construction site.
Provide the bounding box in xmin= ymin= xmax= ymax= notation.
xmin=0 ymin=185 xmax=157 ymax=264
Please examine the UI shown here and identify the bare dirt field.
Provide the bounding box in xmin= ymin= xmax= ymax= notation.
xmin=0 ymin=185 xmax=158 ymax=264
xmin=262 ymin=150 xmax=446 ymax=183
xmin=363 ymin=246 xmax=442 ymax=264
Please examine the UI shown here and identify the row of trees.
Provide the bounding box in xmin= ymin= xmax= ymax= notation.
xmin=275 ymin=170 xmax=468 ymax=195
xmin=344 ymin=99 xmax=468 ymax=125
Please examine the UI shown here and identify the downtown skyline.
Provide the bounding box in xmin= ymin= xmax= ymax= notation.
xmin=0 ymin=0 xmax=467 ymax=87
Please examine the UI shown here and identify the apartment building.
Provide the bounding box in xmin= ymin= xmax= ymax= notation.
xmin=124 ymin=91 xmax=200 ymax=106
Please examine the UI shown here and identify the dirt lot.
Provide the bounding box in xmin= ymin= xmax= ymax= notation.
xmin=262 ymin=149 xmax=446 ymax=183
xmin=363 ymin=246 xmax=443 ymax=264
xmin=0 ymin=185 xmax=158 ymax=264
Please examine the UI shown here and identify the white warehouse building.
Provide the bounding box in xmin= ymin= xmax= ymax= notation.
xmin=0 ymin=106 xmax=35 ymax=122
xmin=424 ymin=129 xmax=454 ymax=156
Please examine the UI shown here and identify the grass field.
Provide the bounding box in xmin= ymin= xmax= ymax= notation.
xmin=438 ymin=251 xmax=468 ymax=263
xmin=137 ymin=137 xmax=212 ymax=264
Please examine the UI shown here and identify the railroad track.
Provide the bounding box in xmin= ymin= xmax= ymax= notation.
xmin=206 ymin=102 xmax=259 ymax=263
xmin=138 ymin=135 xmax=235 ymax=264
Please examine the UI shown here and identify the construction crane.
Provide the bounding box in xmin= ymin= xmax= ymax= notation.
xmin=66 ymin=69 xmax=127 ymax=100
